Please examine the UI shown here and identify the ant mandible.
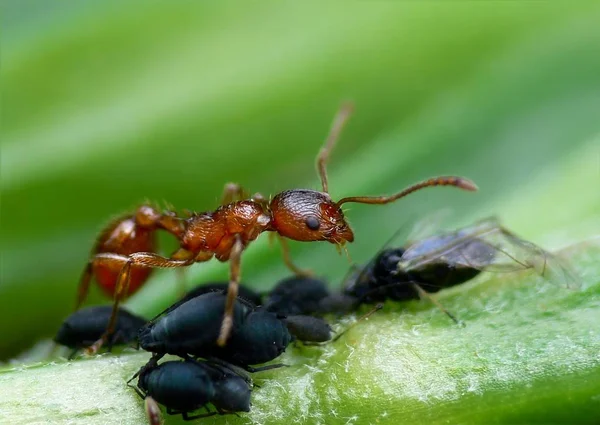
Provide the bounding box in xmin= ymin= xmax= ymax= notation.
xmin=75 ymin=103 xmax=478 ymax=353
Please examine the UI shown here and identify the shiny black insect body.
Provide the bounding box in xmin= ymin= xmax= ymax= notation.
xmin=54 ymin=306 xmax=146 ymax=358
xmin=181 ymin=282 xmax=263 ymax=306
xmin=265 ymin=275 xmax=331 ymax=315
xmin=344 ymin=217 xmax=576 ymax=319
xmin=139 ymin=292 xmax=333 ymax=370
xmin=130 ymin=357 xmax=251 ymax=421
xmin=283 ymin=315 xmax=332 ymax=342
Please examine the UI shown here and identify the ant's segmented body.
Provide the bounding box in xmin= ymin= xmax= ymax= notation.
xmin=76 ymin=103 xmax=478 ymax=352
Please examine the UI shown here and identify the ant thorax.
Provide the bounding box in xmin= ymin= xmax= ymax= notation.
xmin=181 ymin=201 xmax=272 ymax=254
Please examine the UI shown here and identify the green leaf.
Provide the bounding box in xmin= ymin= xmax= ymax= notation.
xmin=1 ymin=2 xmax=599 ymax=424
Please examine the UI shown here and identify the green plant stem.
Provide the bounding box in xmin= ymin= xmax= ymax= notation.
xmin=1 ymin=240 xmax=598 ymax=425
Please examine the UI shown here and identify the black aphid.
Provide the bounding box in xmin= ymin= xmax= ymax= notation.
xmin=55 ymin=306 xmax=146 ymax=358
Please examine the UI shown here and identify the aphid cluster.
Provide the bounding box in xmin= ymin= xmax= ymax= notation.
xmin=51 ymin=104 xmax=579 ymax=423
xmin=126 ymin=281 xmax=376 ymax=421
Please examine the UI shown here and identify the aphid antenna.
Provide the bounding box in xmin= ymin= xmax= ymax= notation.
xmin=332 ymin=303 xmax=384 ymax=342
xmin=202 ymin=357 xmax=253 ymax=384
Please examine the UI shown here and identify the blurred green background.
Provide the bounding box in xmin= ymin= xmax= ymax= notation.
xmin=1 ymin=0 xmax=599 ymax=367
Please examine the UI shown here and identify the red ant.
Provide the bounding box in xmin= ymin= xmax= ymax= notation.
xmin=75 ymin=103 xmax=478 ymax=353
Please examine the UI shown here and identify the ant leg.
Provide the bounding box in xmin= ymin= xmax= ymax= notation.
xmin=217 ymin=235 xmax=244 ymax=347
xmin=74 ymin=262 xmax=93 ymax=310
xmin=136 ymin=206 xmax=186 ymax=239
xmin=86 ymin=254 xmax=133 ymax=354
xmin=175 ymin=268 xmax=187 ymax=297
xmin=277 ymin=235 xmax=313 ymax=277
xmin=221 ymin=183 xmax=249 ymax=204
xmin=144 ymin=396 xmax=163 ymax=425
xmin=87 ymin=252 xmax=196 ymax=354
xmin=411 ymin=283 xmax=462 ymax=326
xmin=316 ymin=102 xmax=354 ymax=193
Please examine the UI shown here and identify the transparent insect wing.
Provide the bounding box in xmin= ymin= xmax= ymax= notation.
xmin=398 ymin=219 xmax=499 ymax=271
xmin=398 ymin=218 xmax=581 ymax=288
xmin=404 ymin=208 xmax=453 ymax=245
xmin=499 ymin=232 xmax=582 ymax=289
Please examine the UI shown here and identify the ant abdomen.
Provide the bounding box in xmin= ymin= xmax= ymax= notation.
xmin=93 ymin=215 xmax=157 ymax=297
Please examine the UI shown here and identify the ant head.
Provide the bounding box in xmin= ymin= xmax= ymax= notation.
xmin=270 ymin=190 xmax=354 ymax=244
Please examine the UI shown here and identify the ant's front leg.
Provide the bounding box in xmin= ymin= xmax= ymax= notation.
xmin=86 ymin=252 xmax=196 ymax=354
xmin=217 ymin=235 xmax=244 ymax=347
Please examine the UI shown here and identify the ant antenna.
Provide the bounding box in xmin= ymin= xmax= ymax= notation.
xmin=316 ymin=102 xmax=355 ymax=193
xmin=333 ymin=303 xmax=384 ymax=342
xmin=336 ymin=176 xmax=478 ymax=207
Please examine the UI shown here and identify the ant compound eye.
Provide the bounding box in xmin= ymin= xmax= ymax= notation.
xmin=305 ymin=216 xmax=320 ymax=231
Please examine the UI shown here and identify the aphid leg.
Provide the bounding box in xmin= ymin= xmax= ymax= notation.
xmin=217 ymin=235 xmax=244 ymax=347
xmin=277 ymin=235 xmax=313 ymax=277
xmin=144 ymin=396 xmax=163 ymax=425
xmin=332 ymin=303 xmax=383 ymax=342
xmin=67 ymin=348 xmax=79 ymax=360
xmin=411 ymin=283 xmax=463 ymax=326
xmin=245 ymin=363 xmax=289 ymax=373
xmin=128 ymin=354 xmax=163 ymax=390
xmin=182 ymin=411 xmax=217 ymax=421
xmin=87 ymin=252 xmax=196 ymax=354
xmin=129 ymin=384 xmax=146 ymax=400
xmin=316 ymin=102 xmax=354 ymax=193
xmin=74 ymin=262 xmax=93 ymax=310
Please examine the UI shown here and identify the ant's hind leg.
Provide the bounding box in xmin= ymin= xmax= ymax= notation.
xmin=217 ymin=235 xmax=244 ymax=347
xmin=74 ymin=262 xmax=93 ymax=311
xmin=87 ymin=252 xmax=196 ymax=354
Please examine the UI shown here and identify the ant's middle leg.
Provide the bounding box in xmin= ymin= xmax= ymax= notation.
xmin=87 ymin=252 xmax=196 ymax=354
xmin=217 ymin=235 xmax=244 ymax=347
xmin=221 ymin=183 xmax=249 ymax=205
xmin=277 ymin=235 xmax=313 ymax=277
